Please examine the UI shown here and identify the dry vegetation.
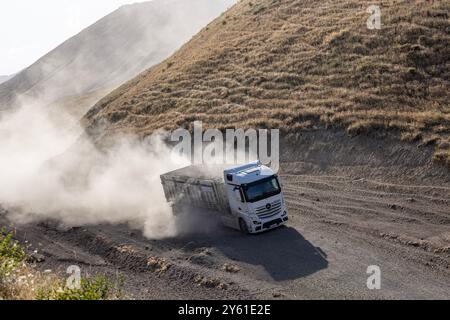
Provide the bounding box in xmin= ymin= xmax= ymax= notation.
xmin=0 ymin=227 xmax=123 ymax=300
xmin=83 ymin=0 xmax=450 ymax=165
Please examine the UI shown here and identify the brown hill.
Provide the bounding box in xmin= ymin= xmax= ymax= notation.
xmin=0 ymin=0 xmax=235 ymax=117
xmin=83 ymin=0 xmax=450 ymax=165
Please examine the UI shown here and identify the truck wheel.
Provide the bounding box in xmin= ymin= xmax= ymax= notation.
xmin=239 ymin=219 xmax=250 ymax=234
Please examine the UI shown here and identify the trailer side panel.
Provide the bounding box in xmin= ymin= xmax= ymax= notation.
xmin=160 ymin=166 xmax=230 ymax=215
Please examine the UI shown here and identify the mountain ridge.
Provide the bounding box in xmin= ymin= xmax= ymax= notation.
xmin=0 ymin=74 xmax=14 ymax=84
xmin=0 ymin=0 xmax=235 ymax=117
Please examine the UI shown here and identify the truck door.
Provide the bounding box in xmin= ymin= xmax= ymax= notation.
xmin=225 ymin=183 xmax=249 ymax=228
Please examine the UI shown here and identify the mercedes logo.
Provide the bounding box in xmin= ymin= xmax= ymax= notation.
xmin=266 ymin=203 xmax=272 ymax=210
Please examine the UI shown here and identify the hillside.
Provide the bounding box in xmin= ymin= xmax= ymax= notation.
xmin=83 ymin=0 xmax=450 ymax=165
xmin=0 ymin=0 xmax=235 ymax=116
xmin=0 ymin=75 xmax=14 ymax=84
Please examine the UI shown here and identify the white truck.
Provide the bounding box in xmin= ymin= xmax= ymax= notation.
xmin=160 ymin=161 xmax=289 ymax=234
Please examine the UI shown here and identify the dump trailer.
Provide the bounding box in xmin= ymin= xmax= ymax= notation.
xmin=160 ymin=161 xmax=289 ymax=234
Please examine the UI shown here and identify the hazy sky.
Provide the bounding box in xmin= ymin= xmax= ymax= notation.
xmin=0 ymin=0 xmax=146 ymax=75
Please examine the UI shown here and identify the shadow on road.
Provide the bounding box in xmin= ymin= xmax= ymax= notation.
xmin=221 ymin=227 xmax=328 ymax=281
xmin=178 ymin=226 xmax=328 ymax=282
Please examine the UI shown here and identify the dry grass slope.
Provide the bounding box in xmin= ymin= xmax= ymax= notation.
xmin=83 ymin=0 xmax=450 ymax=165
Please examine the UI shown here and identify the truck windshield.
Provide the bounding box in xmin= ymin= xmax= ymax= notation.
xmin=242 ymin=176 xmax=281 ymax=203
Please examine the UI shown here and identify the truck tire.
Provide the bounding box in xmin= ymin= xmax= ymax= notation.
xmin=239 ymin=219 xmax=250 ymax=234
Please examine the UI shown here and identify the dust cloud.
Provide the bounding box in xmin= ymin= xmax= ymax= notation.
xmin=0 ymin=101 xmax=189 ymax=239
xmin=0 ymin=0 xmax=241 ymax=238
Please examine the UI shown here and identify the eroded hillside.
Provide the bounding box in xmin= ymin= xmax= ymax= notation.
xmin=83 ymin=0 xmax=450 ymax=165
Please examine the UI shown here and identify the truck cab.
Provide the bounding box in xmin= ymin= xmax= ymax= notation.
xmin=224 ymin=161 xmax=289 ymax=234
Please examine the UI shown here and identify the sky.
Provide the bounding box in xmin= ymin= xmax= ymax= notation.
xmin=0 ymin=0 xmax=146 ymax=75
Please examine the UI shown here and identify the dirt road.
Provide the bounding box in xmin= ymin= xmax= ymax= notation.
xmin=2 ymin=169 xmax=449 ymax=299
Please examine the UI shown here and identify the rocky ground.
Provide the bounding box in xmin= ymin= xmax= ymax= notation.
xmin=1 ymin=171 xmax=448 ymax=299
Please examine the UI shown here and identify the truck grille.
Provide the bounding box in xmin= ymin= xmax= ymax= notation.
xmin=255 ymin=200 xmax=282 ymax=219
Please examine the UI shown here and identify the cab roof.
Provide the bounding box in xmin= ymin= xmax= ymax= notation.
xmin=224 ymin=161 xmax=276 ymax=185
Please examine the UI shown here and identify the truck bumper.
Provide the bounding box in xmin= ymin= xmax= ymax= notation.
xmin=250 ymin=216 xmax=289 ymax=234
